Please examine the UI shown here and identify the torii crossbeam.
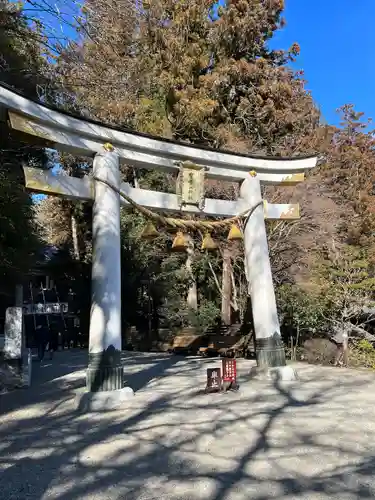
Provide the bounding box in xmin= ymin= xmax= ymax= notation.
xmin=0 ymin=82 xmax=318 ymax=392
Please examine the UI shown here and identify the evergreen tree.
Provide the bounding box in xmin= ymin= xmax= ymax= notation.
xmin=56 ymin=0 xmax=320 ymax=154
xmin=0 ymin=1 xmax=51 ymax=295
xmin=49 ymin=0 xmax=321 ymax=328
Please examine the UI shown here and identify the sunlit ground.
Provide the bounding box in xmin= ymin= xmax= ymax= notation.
xmin=1 ymin=351 xmax=375 ymax=499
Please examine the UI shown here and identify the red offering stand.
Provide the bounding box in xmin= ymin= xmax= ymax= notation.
xmin=222 ymin=358 xmax=237 ymax=382
xmin=222 ymin=358 xmax=239 ymax=391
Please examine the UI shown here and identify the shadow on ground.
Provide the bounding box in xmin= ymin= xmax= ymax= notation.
xmin=1 ymin=351 xmax=375 ymax=499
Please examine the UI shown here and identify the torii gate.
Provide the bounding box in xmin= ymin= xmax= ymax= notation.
xmin=0 ymin=83 xmax=318 ymax=393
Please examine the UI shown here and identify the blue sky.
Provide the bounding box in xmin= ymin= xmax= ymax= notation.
xmin=26 ymin=0 xmax=375 ymax=127
xmin=271 ymin=0 xmax=375 ymax=125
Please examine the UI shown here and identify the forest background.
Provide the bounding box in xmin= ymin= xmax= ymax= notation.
xmin=2 ymin=0 xmax=375 ymax=366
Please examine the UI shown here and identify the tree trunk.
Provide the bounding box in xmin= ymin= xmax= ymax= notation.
xmin=333 ymin=324 xmax=350 ymax=367
xmin=221 ymin=248 xmax=231 ymax=326
xmin=230 ymin=267 xmax=240 ymax=323
xmin=342 ymin=331 xmax=349 ymax=366
xmin=186 ymin=237 xmax=197 ymax=311
xmin=71 ymin=211 xmax=80 ymax=261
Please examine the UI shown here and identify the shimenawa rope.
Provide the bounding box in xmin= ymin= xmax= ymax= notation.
xmin=92 ymin=175 xmax=263 ymax=232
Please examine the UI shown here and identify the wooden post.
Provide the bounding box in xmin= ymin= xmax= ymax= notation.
xmin=71 ymin=211 xmax=81 ymax=261
xmin=86 ymin=150 xmax=123 ymax=392
xmin=240 ymin=174 xmax=286 ymax=370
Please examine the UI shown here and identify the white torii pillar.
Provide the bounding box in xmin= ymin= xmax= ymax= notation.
xmin=86 ymin=149 xmax=123 ymax=392
xmin=240 ymin=173 xmax=289 ymax=376
xmin=0 ymin=83 xmax=317 ymax=387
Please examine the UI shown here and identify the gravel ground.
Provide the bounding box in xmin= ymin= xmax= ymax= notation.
xmin=1 ymin=351 xmax=375 ymax=500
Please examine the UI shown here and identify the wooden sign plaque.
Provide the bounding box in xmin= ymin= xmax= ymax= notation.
xmin=205 ymin=367 xmax=222 ymax=393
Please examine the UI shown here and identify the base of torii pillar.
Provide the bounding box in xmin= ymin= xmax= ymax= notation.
xmin=76 ymin=147 xmax=134 ymax=410
xmin=240 ymin=174 xmax=297 ymax=381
